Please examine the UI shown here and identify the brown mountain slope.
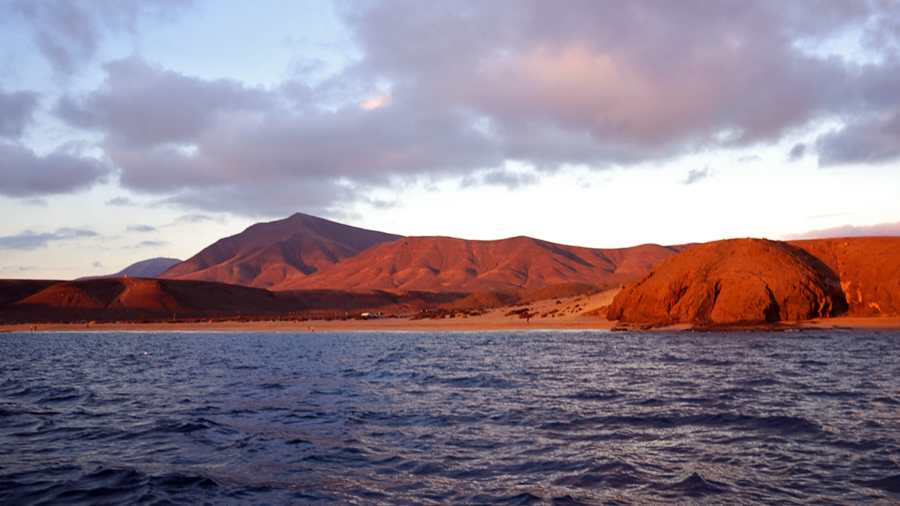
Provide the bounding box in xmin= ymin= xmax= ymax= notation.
xmin=608 ymin=236 xmax=900 ymax=326
xmin=1 ymin=277 xmax=466 ymax=323
xmin=285 ymin=235 xmax=688 ymax=292
xmin=12 ymin=277 xmax=296 ymax=321
xmin=158 ymin=213 xmax=402 ymax=288
xmin=0 ymin=279 xmax=61 ymax=310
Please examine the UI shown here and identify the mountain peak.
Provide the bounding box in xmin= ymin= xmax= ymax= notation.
xmin=158 ymin=213 xmax=402 ymax=288
xmin=77 ymin=257 xmax=182 ymax=281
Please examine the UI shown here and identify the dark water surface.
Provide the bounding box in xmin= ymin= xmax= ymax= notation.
xmin=1 ymin=330 xmax=899 ymax=505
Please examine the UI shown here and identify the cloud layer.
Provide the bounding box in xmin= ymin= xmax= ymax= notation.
xmin=6 ymin=0 xmax=192 ymax=75
xmin=0 ymin=88 xmax=40 ymax=138
xmin=785 ymin=221 xmax=900 ymax=240
xmin=0 ymin=143 xmax=109 ymax=197
xmin=20 ymin=0 xmax=900 ymax=214
xmin=0 ymin=227 xmax=97 ymax=250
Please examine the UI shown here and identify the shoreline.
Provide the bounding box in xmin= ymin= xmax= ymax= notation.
xmin=3 ymin=316 xmax=900 ymax=333
xmin=0 ymin=314 xmax=618 ymax=333
xmin=4 ymin=289 xmax=899 ymax=334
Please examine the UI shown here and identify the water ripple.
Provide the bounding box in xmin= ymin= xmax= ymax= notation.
xmin=1 ymin=330 xmax=899 ymax=504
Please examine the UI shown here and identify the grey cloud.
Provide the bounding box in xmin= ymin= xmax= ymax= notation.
xmin=164 ymin=179 xmax=362 ymax=219
xmin=92 ymin=261 xmax=103 ymax=268
xmin=56 ymin=56 xmax=272 ymax=149
xmin=784 ymin=221 xmax=900 ymax=240
xmin=0 ymin=227 xmax=98 ymax=250
xmin=788 ymin=143 xmax=806 ymax=161
xmin=127 ymin=224 xmax=156 ymax=232
xmin=137 ymin=240 xmax=167 ymax=247
xmin=106 ymin=196 xmax=134 ymax=206
xmin=53 ymin=1 xmax=900 ymax=216
xmin=816 ymin=110 xmax=900 ymax=166
xmin=345 ymin=0 xmax=871 ymax=151
xmin=362 ymin=196 xmax=400 ymax=210
xmin=0 ymin=142 xmax=109 ymax=197
xmin=0 ymin=88 xmax=40 ymax=138
xmin=1 ymin=266 xmax=37 ymax=273
xmin=461 ymin=168 xmax=539 ymax=190
xmin=176 ymin=213 xmax=217 ymax=223
xmin=682 ymin=166 xmax=713 ymax=185
xmin=59 ymin=58 xmax=501 ymax=194
xmin=7 ymin=0 xmax=193 ymax=75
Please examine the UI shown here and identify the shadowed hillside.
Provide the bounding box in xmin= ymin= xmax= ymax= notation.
xmin=9 ymin=277 xmax=295 ymax=322
xmin=0 ymin=277 xmax=466 ymax=324
xmin=0 ymin=280 xmax=61 ymax=311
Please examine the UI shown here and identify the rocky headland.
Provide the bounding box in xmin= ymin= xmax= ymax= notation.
xmin=607 ymin=237 xmax=899 ymax=328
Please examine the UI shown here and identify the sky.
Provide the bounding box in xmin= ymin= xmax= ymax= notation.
xmin=1 ymin=0 xmax=900 ymax=279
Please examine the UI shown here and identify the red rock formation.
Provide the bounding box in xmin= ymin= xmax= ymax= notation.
xmin=287 ymin=235 xmax=687 ymax=292
xmin=608 ymin=238 xmax=849 ymax=325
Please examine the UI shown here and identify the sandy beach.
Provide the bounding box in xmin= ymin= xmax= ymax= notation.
xmin=7 ymin=317 xmax=899 ymax=334
xmin=3 ymin=287 xmax=899 ymax=333
xmin=0 ymin=290 xmax=617 ymax=333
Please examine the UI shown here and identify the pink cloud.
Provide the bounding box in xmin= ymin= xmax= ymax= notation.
xmin=784 ymin=221 xmax=900 ymax=240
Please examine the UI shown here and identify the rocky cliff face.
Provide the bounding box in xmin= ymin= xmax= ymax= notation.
xmin=790 ymin=237 xmax=900 ymax=318
xmin=607 ymin=238 xmax=850 ymax=325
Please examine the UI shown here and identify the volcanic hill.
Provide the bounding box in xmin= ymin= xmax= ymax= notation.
xmin=78 ymin=257 xmax=182 ymax=280
xmin=608 ymin=237 xmax=900 ymax=326
xmin=8 ymin=277 xmax=295 ymax=322
xmin=158 ymin=213 xmax=402 ymax=289
xmin=289 ymin=235 xmax=689 ymax=292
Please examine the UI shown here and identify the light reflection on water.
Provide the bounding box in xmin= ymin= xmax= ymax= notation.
xmin=0 ymin=330 xmax=899 ymax=504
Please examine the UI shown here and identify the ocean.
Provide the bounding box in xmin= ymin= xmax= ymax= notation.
xmin=1 ymin=330 xmax=899 ymax=505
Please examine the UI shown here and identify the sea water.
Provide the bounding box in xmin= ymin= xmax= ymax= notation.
xmin=1 ymin=330 xmax=899 ymax=505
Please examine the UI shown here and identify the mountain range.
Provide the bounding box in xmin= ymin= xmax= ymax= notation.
xmin=157 ymin=213 xmax=687 ymax=292
xmin=2 ymin=211 xmax=897 ymax=326
xmin=289 ymin=235 xmax=686 ymax=292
